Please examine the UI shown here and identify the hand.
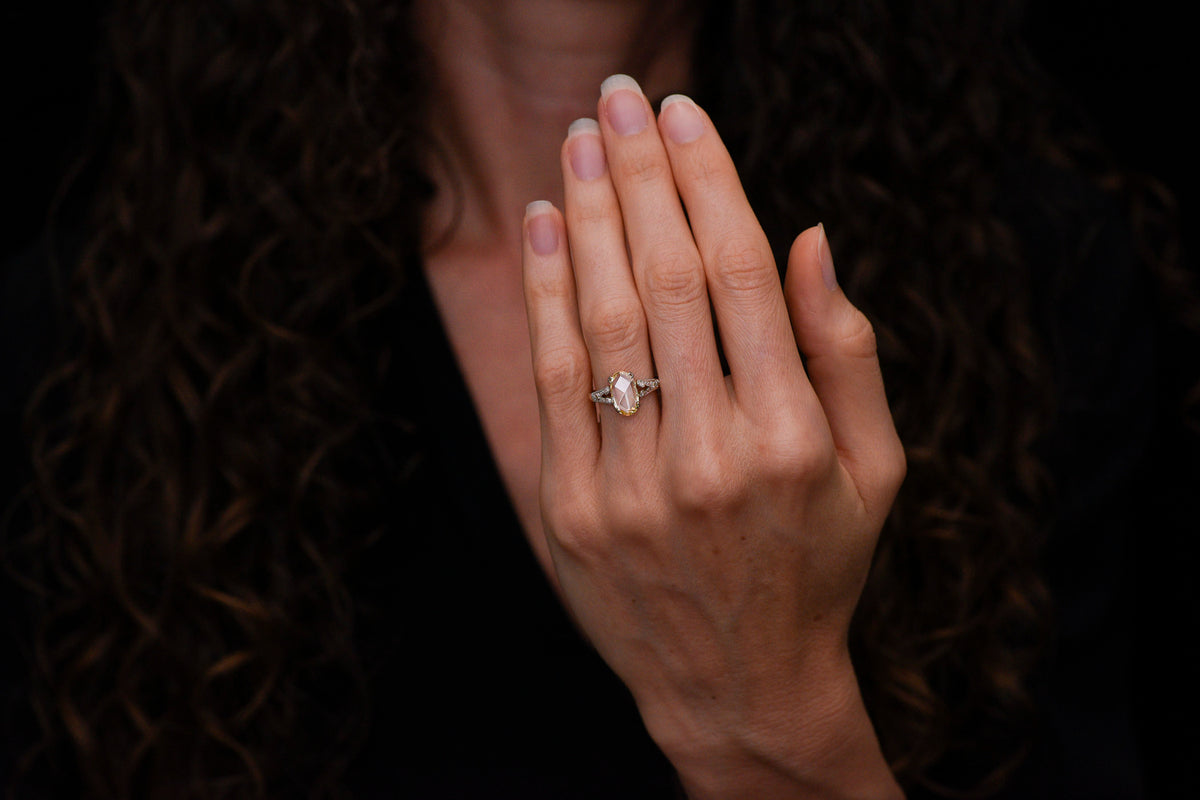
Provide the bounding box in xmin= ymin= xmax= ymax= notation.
xmin=521 ymin=75 xmax=906 ymax=799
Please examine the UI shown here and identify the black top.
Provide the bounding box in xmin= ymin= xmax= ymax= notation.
xmin=337 ymin=259 xmax=681 ymax=798
xmin=1 ymin=165 xmax=1197 ymax=797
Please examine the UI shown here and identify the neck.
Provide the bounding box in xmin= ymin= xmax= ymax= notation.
xmin=416 ymin=0 xmax=692 ymax=262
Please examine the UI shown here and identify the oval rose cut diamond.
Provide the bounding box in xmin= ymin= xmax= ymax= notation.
xmin=610 ymin=371 xmax=640 ymax=416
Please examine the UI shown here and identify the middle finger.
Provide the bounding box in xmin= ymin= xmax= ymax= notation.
xmin=597 ymin=74 xmax=725 ymax=428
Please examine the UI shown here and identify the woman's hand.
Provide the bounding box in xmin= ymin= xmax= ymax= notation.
xmin=521 ymin=75 xmax=906 ymax=799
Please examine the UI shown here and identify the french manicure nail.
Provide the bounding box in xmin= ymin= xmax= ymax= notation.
xmin=660 ymin=94 xmax=704 ymax=144
xmin=526 ymin=201 xmax=558 ymax=256
xmin=567 ymin=118 xmax=606 ymax=181
xmin=600 ymin=74 xmax=648 ymax=136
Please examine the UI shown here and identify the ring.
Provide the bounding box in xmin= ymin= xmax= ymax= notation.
xmin=590 ymin=371 xmax=660 ymax=416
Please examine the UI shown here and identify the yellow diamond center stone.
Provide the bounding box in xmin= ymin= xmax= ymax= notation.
xmin=611 ymin=371 xmax=639 ymax=415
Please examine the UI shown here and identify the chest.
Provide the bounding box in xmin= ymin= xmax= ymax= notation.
xmin=423 ymin=257 xmax=554 ymax=577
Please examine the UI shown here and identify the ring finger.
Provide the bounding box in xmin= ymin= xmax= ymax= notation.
xmin=562 ymin=118 xmax=659 ymax=445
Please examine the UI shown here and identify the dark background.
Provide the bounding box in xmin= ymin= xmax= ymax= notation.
xmin=1 ymin=1 xmax=1195 ymax=260
xmin=1 ymin=1 xmax=1195 ymax=796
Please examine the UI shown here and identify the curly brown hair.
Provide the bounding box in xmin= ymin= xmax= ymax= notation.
xmin=4 ymin=0 xmax=1186 ymax=797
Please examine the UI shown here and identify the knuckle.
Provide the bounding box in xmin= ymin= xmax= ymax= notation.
xmin=549 ymin=519 xmax=605 ymax=563
xmin=832 ymin=306 xmax=879 ymax=360
xmin=543 ymin=482 xmax=598 ymax=549
xmin=616 ymin=150 xmax=670 ymax=186
xmin=881 ymin=438 xmax=908 ymax=496
xmin=642 ymin=250 xmax=706 ymax=309
xmin=557 ymin=480 xmax=657 ymax=558
xmin=686 ymin=154 xmax=724 ymax=189
xmin=670 ymin=451 xmax=744 ymax=513
xmin=532 ymin=345 xmax=589 ymax=400
xmin=542 ymin=481 xmax=587 ymax=532
xmin=567 ymin=199 xmax=614 ymax=229
xmin=525 ymin=268 xmax=572 ymax=305
xmin=582 ymin=298 xmax=645 ymax=355
xmin=759 ymin=419 xmax=835 ymax=481
xmin=710 ymin=236 xmax=775 ymax=294
xmin=605 ymin=491 xmax=652 ymax=539
xmin=553 ymin=528 xmax=603 ymax=562
xmin=856 ymin=434 xmax=907 ymax=521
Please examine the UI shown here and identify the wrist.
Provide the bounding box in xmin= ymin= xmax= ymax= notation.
xmin=648 ymin=648 xmax=903 ymax=800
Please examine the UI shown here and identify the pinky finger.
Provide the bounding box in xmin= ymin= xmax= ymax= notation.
xmin=522 ymin=201 xmax=600 ymax=482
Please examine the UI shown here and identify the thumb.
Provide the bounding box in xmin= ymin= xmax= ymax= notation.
xmin=783 ymin=224 xmax=905 ymax=517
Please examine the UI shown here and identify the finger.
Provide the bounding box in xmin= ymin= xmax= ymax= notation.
xmin=783 ymin=225 xmax=906 ymax=516
xmin=597 ymin=74 xmax=725 ymax=426
xmin=561 ymin=118 xmax=658 ymax=439
xmin=523 ymin=201 xmax=600 ymax=482
xmin=657 ymin=94 xmax=806 ymax=408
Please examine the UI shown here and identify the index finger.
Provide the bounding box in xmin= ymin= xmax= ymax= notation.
xmin=598 ymin=75 xmax=726 ymax=427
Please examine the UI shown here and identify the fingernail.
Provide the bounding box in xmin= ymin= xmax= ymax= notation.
xmin=526 ymin=201 xmax=558 ymax=256
xmin=600 ymin=74 xmax=648 ymax=136
xmin=817 ymin=223 xmax=838 ymax=291
xmin=567 ymin=118 xmax=606 ymax=181
xmin=660 ymin=94 xmax=704 ymax=144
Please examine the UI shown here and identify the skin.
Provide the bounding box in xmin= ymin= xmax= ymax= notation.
xmin=419 ymin=1 xmax=907 ymax=796
xmin=417 ymin=0 xmax=691 ymax=579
